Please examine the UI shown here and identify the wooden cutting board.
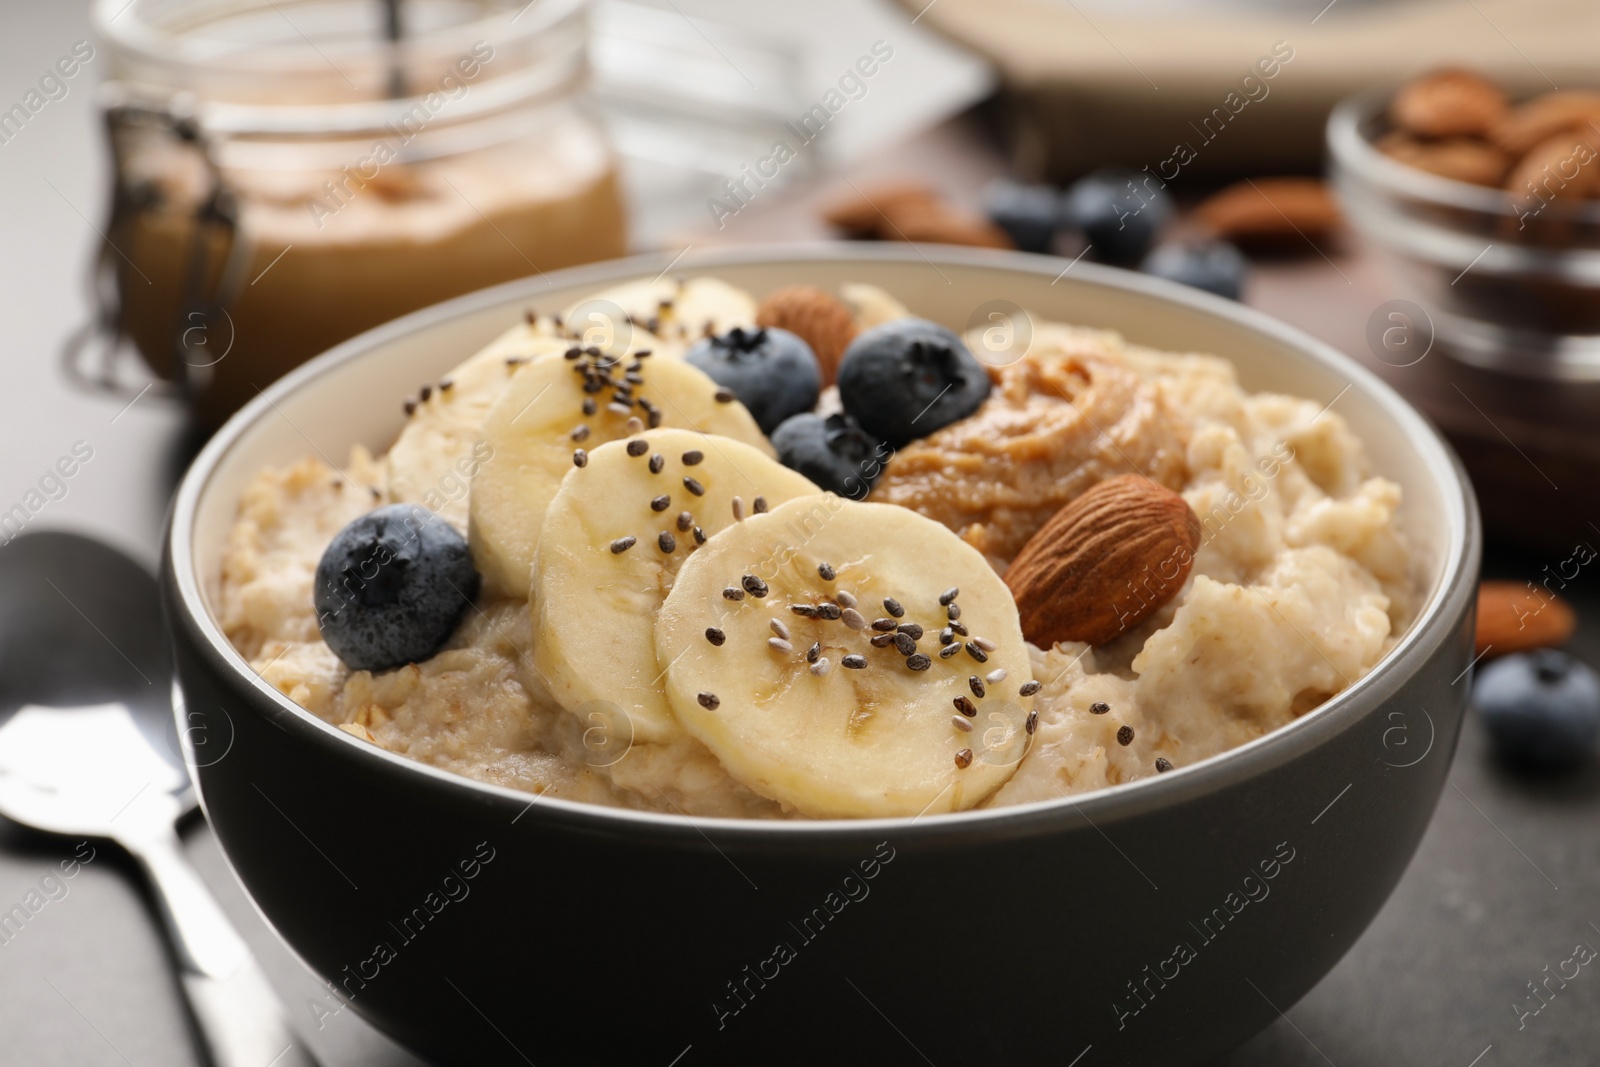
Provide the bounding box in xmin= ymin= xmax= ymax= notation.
xmin=902 ymin=0 xmax=1600 ymax=180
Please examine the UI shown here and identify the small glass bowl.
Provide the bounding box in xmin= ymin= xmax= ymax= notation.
xmin=1328 ymin=89 xmax=1600 ymax=381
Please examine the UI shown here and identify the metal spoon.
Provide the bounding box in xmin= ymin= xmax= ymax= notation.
xmin=0 ymin=531 xmax=316 ymax=1067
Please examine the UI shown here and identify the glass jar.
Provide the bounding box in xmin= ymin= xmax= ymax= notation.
xmin=87 ymin=0 xmax=626 ymax=425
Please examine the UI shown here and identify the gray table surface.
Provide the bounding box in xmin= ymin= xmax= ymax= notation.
xmin=3 ymin=2 xmax=1598 ymax=1065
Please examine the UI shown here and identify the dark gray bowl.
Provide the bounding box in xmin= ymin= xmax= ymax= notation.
xmin=163 ymin=245 xmax=1479 ymax=1066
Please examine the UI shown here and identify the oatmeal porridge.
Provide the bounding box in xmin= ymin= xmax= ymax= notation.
xmin=217 ymin=276 xmax=1414 ymax=819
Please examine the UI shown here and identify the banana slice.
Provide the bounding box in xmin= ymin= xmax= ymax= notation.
xmin=565 ymin=276 xmax=756 ymax=350
xmin=840 ymin=282 xmax=911 ymax=331
xmin=657 ymin=496 xmax=1037 ymax=818
xmin=532 ymin=429 xmax=819 ymax=743
xmin=470 ymin=348 xmax=770 ymax=598
xmin=386 ymin=318 xmax=567 ymax=529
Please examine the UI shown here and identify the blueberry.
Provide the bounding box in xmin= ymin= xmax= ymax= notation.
xmin=1061 ymin=168 xmax=1172 ymax=265
xmin=1140 ymin=239 xmax=1248 ymax=301
xmin=836 ymin=318 xmax=991 ymax=448
xmin=771 ymin=412 xmax=887 ymax=498
xmin=1473 ymin=650 xmax=1600 ymax=767
xmin=983 ymin=179 xmax=1061 ymax=253
xmin=684 ymin=326 xmax=820 ymax=435
xmin=313 ymin=504 xmax=480 ymax=672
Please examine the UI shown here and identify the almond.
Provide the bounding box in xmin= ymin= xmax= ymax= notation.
xmin=1391 ymin=68 xmax=1508 ymax=140
xmin=1003 ymin=474 xmax=1201 ymax=647
xmin=755 ymin=286 xmax=858 ymax=385
xmin=883 ymin=201 xmax=1014 ymax=249
xmin=820 ymin=181 xmax=1013 ymax=249
xmin=1376 ymin=131 xmax=1510 ymax=187
xmin=1504 ymin=129 xmax=1600 ymax=204
xmin=1491 ymin=89 xmax=1600 ymax=157
xmin=1194 ymin=178 xmax=1341 ymax=252
xmin=822 ymin=181 xmax=940 ymax=237
xmin=1475 ymin=580 xmax=1576 ymax=658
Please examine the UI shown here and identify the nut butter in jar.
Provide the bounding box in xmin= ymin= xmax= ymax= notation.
xmin=91 ymin=0 xmax=626 ymax=425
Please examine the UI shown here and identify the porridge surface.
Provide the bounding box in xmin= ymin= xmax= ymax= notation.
xmin=217 ymin=279 xmax=1413 ymax=818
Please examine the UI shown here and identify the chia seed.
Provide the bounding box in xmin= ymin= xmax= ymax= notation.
xmin=705 ymin=627 xmax=725 ymax=646
xmin=953 ymin=696 xmax=977 ymax=717
xmin=954 ymin=749 xmax=973 ymax=769
xmin=1026 ymin=710 xmax=1039 ymax=736
xmin=753 ymin=496 xmax=768 ymax=513
xmin=1019 ymin=680 xmax=1041 ymax=696
xmin=871 ymin=618 xmax=897 ymax=632
xmin=816 ymin=603 xmax=842 ymax=621
xmin=722 ymin=587 xmax=744 ymax=601
xmin=650 ymin=494 xmax=671 ymax=512
xmin=964 ymin=643 xmax=988 ymax=663
xmin=742 ymin=574 xmax=768 ymax=598
xmin=883 ymin=597 xmax=904 ymax=618
xmin=905 ymin=653 xmax=932 ymax=671
xmin=969 ymin=676 xmax=985 ymax=698
xmin=1090 ymin=701 xmax=1109 ymax=714
xmin=682 ymin=450 xmax=704 ymax=466
xmin=896 ymin=623 xmax=924 ymax=640
xmin=1155 ymin=758 xmax=1173 ymax=773
xmin=952 ymin=715 xmax=973 ymax=733
xmin=626 ymin=439 xmax=649 ymax=457
xmin=1117 ymin=725 xmax=1134 ymax=746
xmin=677 ymin=511 xmax=693 ymax=532
xmin=609 ymin=535 xmax=635 ymax=553
xmin=697 ymin=692 xmax=720 ymax=710
xmin=893 ymin=632 xmax=917 ymax=656
xmin=840 ymin=608 xmax=866 ymax=631
xmin=683 ymin=476 xmax=706 ymax=496
xmin=938 ymin=643 xmax=961 ymax=659
xmin=649 ymin=454 xmax=665 ymax=474
xmin=946 ymin=603 xmax=961 ymax=621
xmin=768 ymin=637 xmax=793 ymax=654
xmin=658 ymin=532 xmax=676 ymax=553
xmin=817 ymin=562 xmax=836 ymax=581
xmin=573 ymin=449 xmax=588 ymax=467
xmin=939 ymin=587 xmax=960 ymax=606
xmin=841 ymin=654 xmax=867 ymax=670
xmin=806 ymin=641 xmax=821 ymax=664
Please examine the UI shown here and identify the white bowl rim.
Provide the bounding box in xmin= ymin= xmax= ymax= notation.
xmin=167 ymin=242 xmax=1481 ymax=841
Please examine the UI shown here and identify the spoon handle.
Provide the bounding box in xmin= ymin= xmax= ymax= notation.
xmin=133 ymin=829 xmax=320 ymax=1067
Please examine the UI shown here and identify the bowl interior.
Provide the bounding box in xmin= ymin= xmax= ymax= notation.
xmin=179 ymin=246 xmax=1468 ymax=806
